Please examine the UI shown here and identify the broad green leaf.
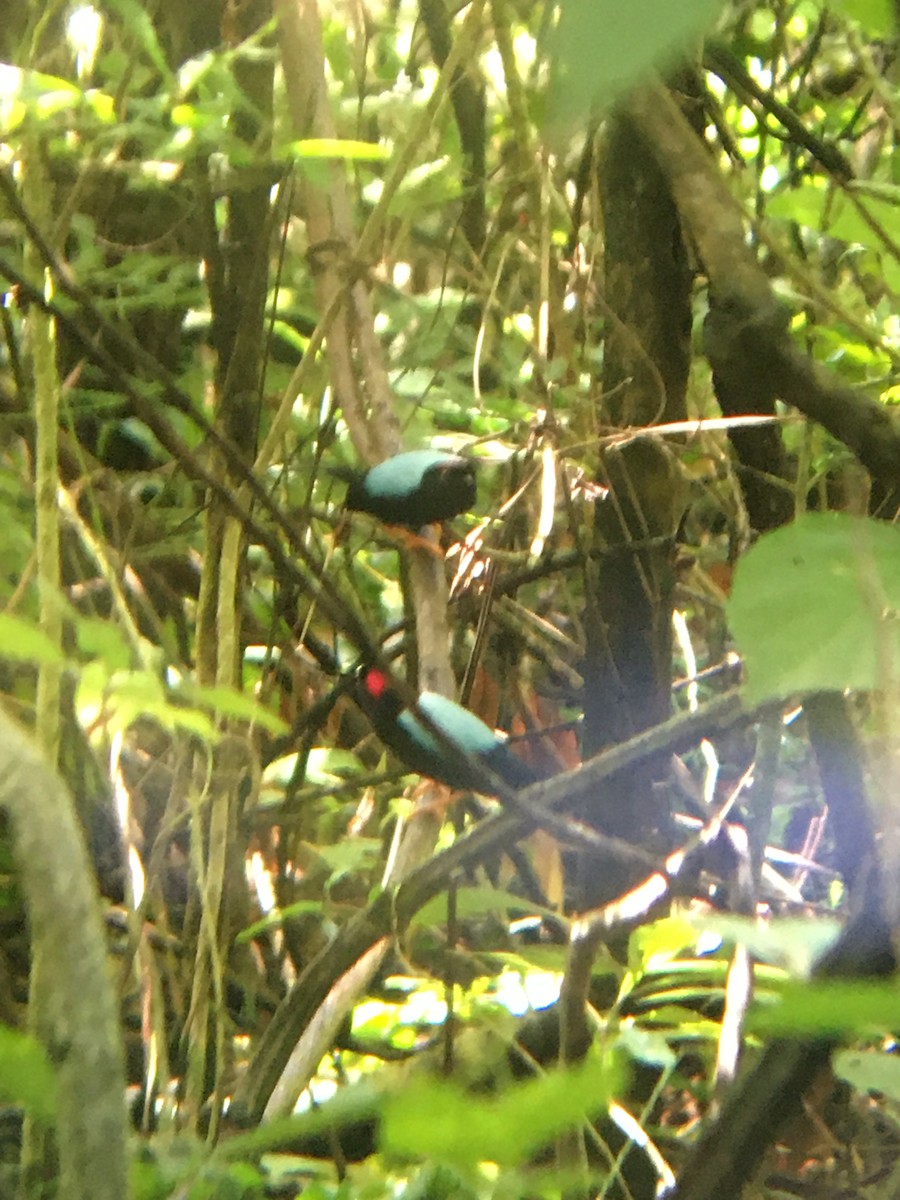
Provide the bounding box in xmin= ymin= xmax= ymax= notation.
xmin=766 ymin=182 xmax=829 ymax=230
xmin=750 ymin=981 xmax=900 ymax=1035
xmin=0 ymin=614 xmax=66 ymax=666
xmin=316 ymin=838 xmax=381 ymax=874
xmin=0 ymin=1025 xmax=57 ymax=1123
xmin=616 ymin=1025 xmax=678 ymax=1069
xmin=415 ymin=885 xmax=559 ymax=928
xmin=213 ymin=1084 xmax=381 ymax=1162
xmin=80 ymin=670 xmax=217 ymax=739
xmin=835 ymin=1049 xmax=900 ymax=1100
xmin=727 ymin=513 xmax=900 ymax=701
xmin=381 ymin=1051 xmax=624 ymax=1167
xmin=546 ymin=0 xmax=726 ymax=140
xmin=768 ymin=183 xmax=900 ymax=252
xmin=689 ymin=915 xmax=843 ymax=976
xmin=304 ymin=746 xmax=365 ymax=785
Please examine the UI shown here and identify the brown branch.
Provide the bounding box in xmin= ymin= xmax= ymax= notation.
xmin=627 ymin=82 xmax=900 ymax=512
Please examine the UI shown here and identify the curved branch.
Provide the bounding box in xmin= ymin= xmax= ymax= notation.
xmin=628 ymin=82 xmax=900 ymax=510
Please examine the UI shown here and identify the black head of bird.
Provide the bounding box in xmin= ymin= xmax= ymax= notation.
xmin=333 ymin=450 xmax=476 ymax=529
xmin=352 ymin=665 xmax=537 ymax=794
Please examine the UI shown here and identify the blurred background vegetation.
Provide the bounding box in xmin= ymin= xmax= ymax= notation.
xmin=1 ymin=0 xmax=900 ymax=1197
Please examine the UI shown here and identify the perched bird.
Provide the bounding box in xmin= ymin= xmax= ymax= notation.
xmin=352 ymin=666 xmax=538 ymax=793
xmin=333 ymin=450 xmax=476 ymax=530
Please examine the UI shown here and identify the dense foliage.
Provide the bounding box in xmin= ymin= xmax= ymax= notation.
xmin=1 ymin=1 xmax=900 ymax=1198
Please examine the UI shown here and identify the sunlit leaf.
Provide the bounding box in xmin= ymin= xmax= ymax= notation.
xmin=689 ymin=915 xmax=843 ymax=976
xmin=767 ymin=183 xmax=900 ymax=253
xmin=285 ymin=138 xmax=390 ymax=162
xmin=0 ymin=614 xmax=66 ymax=667
xmin=629 ymin=916 xmax=700 ymax=974
xmin=304 ymin=746 xmax=364 ymax=785
xmin=0 ymin=64 xmax=114 ymax=130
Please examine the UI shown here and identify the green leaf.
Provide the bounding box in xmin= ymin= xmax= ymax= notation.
xmin=98 ymin=0 xmax=174 ymax=79
xmin=834 ymin=1048 xmax=900 ymax=1100
xmin=0 ymin=1025 xmax=57 ymax=1123
xmin=79 ymin=670 xmax=218 ymax=739
xmin=213 ymin=1084 xmax=382 ymax=1162
xmin=0 ymin=64 xmax=114 ymax=131
xmin=304 ymin=746 xmax=364 ymax=786
xmin=768 ymin=183 xmax=900 ymax=253
xmin=616 ymin=1025 xmax=678 ymax=1070
xmin=812 ymin=0 xmax=894 ymax=35
xmin=316 ymin=838 xmax=381 ymax=874
xmin=629 ymin=916 xmax=699 ymax=974
xmin=177 ymin=682 xmax=287 ymax=734
xmin=688 ymin=915 xmax=843 ymax=976
xmin=750 ymin=981 xmax=900 ymax=1036
xmin=73 ymin=613 xmax=132 ymax=671
xmin=546 ymin=0 xmax=726 ymax=140
xmin=765 ymin=182 xmax=828 ymax=230
xmin=285 ymin=137 xmax=390 ymax=162
xmin=727 ymin=513 xmax=900 ymax=701
xmin=235 ymin=900 xmax=324 ymax=944
xmin=381 ymin=1050 xmax=624 ymax=1168
xmin=414 ymin=885 xmax=560 ymax=928
xmin=0 ymin=614 xmax=66 ymax=667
